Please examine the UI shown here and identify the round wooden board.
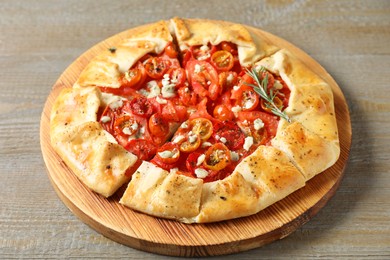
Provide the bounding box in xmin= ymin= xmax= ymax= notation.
xmin=40 ymin=23 xmax=352 ymax=257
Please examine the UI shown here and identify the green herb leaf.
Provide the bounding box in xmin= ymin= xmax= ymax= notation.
xmin=245 ymin=67 xmax=291 ymax=123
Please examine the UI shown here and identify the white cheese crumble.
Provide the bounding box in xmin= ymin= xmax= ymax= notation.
xmin=233 ymin=85 xmax=240 ymax=91
xmin=170 ymin=168 xmax=179 ymax=174
xmin=156 ymin=95 xmax=167 ymax=104
xmin=188 ymin=132 xmax=198 ymax=143
xmin=231 ymin=105 xmax=242 ymax=116
xmin=243 ymin=136 xmax=254 ymax=151
xmin=146 ymin=80 xmax=161 ymax=98
xmin=194 ymin=64 xmax=202 ymax=73
xmin=214 ymin=135 xmax=220 ymax=140
xmin=195 ymin=168 xmax=209 ymax=178
xmin=122 ymin=127 xmax=132 ymax=135
xmin=196 ymin=154 xmax=206 ymax=166
xmin=100 ymin=116 xmax=111 ymax=123
xmin=230 ymin=151 xmax=240 ymax=162
xmin=200 ymin=45 xmax=209 ymax=52
xmin=253 ymin=118 xmax=264 ymax=130
xmin=273 ymin=80 xmax=283 ymax=90
xmin=172 ymin=135 xmax=185 ymax=143
xmin=201 ymin=141 xmax=212 ymax=148
xmin=180 ymin=121 xmax=189 ymax=129
xmin=198 ymin=53 xmax=210 ymax=60
xmin=243 ymin=99 xmax=255 ymax=110
xmin=219 ymin=137 xmax=227 ymax=143
xmin=109 ymin=98 xmax=123 ymax=110
xmin=158 ymin=150 xmax=174 ymax=159
xmin=227 ymin=73 xmax=234 ymax=84
xmin=130 ymin=122 xmax=138 ymax=131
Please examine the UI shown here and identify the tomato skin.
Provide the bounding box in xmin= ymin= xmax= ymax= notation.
xmin=128 ymin=97 xmax=153 ymax=118
xmin=210 ymin=50 xmax=234 ymax=72
xmin=213 ymin=120 xmax=245 ymax=150
xmin=144 ymin=57 xmax=168 ymax=79
xmin=203 ymin=143 xmax=231 ymax=171
xmin=185 ymin=152 xmax=203 ymax=173
xmin=238 ymin=111 xmax=279 ymax=139
xmin=124 ymin=139 xmax=157 ymax=161
xmin=188 ymin=98 xmax=215 ymax=122
xmin=190 ymin=118 xmax=213 ymax=141
xmin=155 ymin=142 xmax=180 ymax=164
xmin=213 ymin=104 xmax=234 ymax=121
xmin=148 ymin=113 xmax=170 ymax=137
xmin=220 ymin=41 xmax=238 ymax=55
xmin=186 ymin=60 xmax=220 ymax=101
xmin=164 ymin=42 xmax=178 ymax=59
xmin=168 ymin=68 xmax=186 ymax=89
xmin=178 ymin=87 xmax=198 ymax=106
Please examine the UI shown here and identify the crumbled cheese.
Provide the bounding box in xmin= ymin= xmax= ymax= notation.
xmin=233 ymin=85 xmax=240 ymax=91
xmin=230 ymin=151 xmax=240 ymax=162
xmin=201 ymin=142 xmax=212 ymax=148
xmin=232 ymin=105 xmax=242 ymax=114
xmin=172 ymin=135 xmax=185 ymax=143
xmin=273 ymin=80 xmax=283 ymax=90
xmin=161 ymin=73 xmax=177 ymax=98
xmin=170 ymin=168 xmax=179 ymax=174
xmin=243 ymin=99 xmax=255 ymax=110
xmin=194 ymin=64 xmax=202 ymax=73
xmin=243 ymin=136 xmax=254 ymax=151
xmin=184 ymin=87 xmax=190 ymax=93
xmin=139 ymin=126 xmax=145 ymax=134
xmin=188 ymin=133 xmax=198 ymax=143
xmin=195 ymin=168 xmax=209 ymax=178
xmin=109 ymin=98 xmax=123 ymax=110
xmin=227 ymin=73 xmax=234 ymax=84
xmin=100 ymin=116 xmax=111 ymax=123
xmin=219 ymin=137 xmax=227 ymax=143
xmin=206 ymin=81 xmax=211 ymax=85
xmin=198 ymin=53 xmax=210 ymax=60
xmin=196 ymin=154 xmax=206 ymax=166
xmin=130 ymin=122 xmax=138 ymax=131
xmin=146 ymin=80 xmax=160 ymax=98
xmin=253 ymin=118 xmax=264 ymax=130
xmin=200 ymin=45 xmax=209 ymax=52
xmin=158 ymin=150 xmax=174 ymax=159
xmin=180 ymin=121 xmax=189 ymax=129
xmin=138 ymin=88 xmax=149 ymax=97
xmin=156 ymin=95 xmax=167 ymax=104
xmin=122 ymin=127 xmax=132 ymax=135
xmin=214 ymin=135 xmax=220 ymax=140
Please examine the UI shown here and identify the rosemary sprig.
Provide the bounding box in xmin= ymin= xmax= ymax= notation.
xmin=245 ymin=67 xmax=291 ymax=123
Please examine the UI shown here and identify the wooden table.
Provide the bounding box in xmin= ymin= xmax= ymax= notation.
xmin=1 ymin=0 xmax=389 ymax=258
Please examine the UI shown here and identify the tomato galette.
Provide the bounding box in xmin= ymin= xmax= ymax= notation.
xmin=50 ymin=18 xmax=340 ymax=223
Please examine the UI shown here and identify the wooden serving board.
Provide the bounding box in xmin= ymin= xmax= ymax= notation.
xmin=40 ymin=24 xmax=352 ymax=257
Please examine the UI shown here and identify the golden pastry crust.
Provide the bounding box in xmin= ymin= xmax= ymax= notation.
xmin=50 ymin=18 xmax=340 ymax=222
xmin=170 ymin=17 xmax=279 ymax=66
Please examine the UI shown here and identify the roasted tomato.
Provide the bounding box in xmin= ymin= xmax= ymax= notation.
xmin=203 ymin=143 xmax=231 ymax=171
xmin=190 ymin=118 xmax=213 ymax=141
xmin=128 ymin=97 xmax=153 ymax=118
xmin=177 ymin=86 xmax=198 ymax=106
xmin=148 ymin=113 xmax=170 ymax=137
xmin=119 ymin=65 xmax=146 ymax=90
xmin=213 ymin=120 xmax=245 ymax=150
xmin=178 ymin=133 xmax=201 ymax=153
xmin=155 ymin=142 xmax=180 ymax=164
xmin=232 ymin=85 xmax=260 ymax=111
xmin=186 ymin=60 xmax=221 ymax=101
xmin=238 ymin=111 xmax=279 ymax=141
xmin=168 ymin=68 xmax=186 ymax=89
xmin=213 ymin=104 xmax=234 ymax=121
xmin=164 ymin=42 xmax=178 ymax=59
xmin=144 ymin=57 xmax=168 ymax=79
xmin=210 ymin=50 xmax=234 ymax=72
xmin=124 ymin=139 xmax=157 ymax=161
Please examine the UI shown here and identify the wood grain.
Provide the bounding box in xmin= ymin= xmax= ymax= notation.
xmin=40 ymin=24 xmax=351 ymax=257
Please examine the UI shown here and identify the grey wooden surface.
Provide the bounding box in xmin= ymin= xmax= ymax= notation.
xmin=1 ymin=0 xmax=389 ymax=258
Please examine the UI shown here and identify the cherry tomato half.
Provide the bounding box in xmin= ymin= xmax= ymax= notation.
xmin=119 ymin=66 xmax=145 ymax=90
xmin=124 ymin=139 xmax=157 ymax=161
xmin=210 ymin=50 xmax=234 ymax=72
xmin=144 ymin=57 xmax=168 ymax=79
xmin=128 ymin=97 xmax=153 ymax=118
xmin=203 ymin=143 xmax=231 ymax=171
xmin=114 ymin=115 xmax=138 ymax=137
xmin=168 ymin=68 xmax=186 ymax=89
xmin=190 ymin=118 xmax=213 ymax=141
xmin=164 ymin=42 xmax=178 ymax=59
xmin=178 ymin=86 xmax=198 ymax=106
xmin=260 ymin=96 xmax=284 ymax=113
xmin=234 ymin=85 xmax=259 ymax=111
xmin=213 ymin=121 xmax=245 ymax=150
xmin=148 ymin=113 xmax=170 ymax=137
xmin=213 ymin=104 xmax=234 ymax=121
xmin=186 ymin=60 xmax=220 ymax=101
xmin=179 ymin=133 xmax=201 ymax=153
xmin=156 ymin=142 xmax=180 ymax=164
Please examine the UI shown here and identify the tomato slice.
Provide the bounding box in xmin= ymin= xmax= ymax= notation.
xmin=190 ymin=118 xmax=213 ymax=141
xmin=219 ymin=71 xmax=238 ymax=91
xmin=203 ymin=143 xmax=231 ymax=171
xmin=144 ymin=57 xmax=168 ymax=79
xmin=155 ymin=142 xmax=180 ymax=164
xmin=185 ymin=152 xmax=203 ymax=174
xmin=213 ymin=121 xmax=245 ymax=150
xmin=178 ymin=86 xmax=198 ymax=106
xmin=164 ymin=42 xmax=178 ymax=59
xmin=186 ymin=60 xmax=220 ymax=101
xmin=210 ymin=50 xmax=234 ymax=72
xmin=179 ymin=133 xmax=201 ymax=153
xmin=128 ymin=97 xmax=153 ymax=118
xmin=119 ymin=66 xmax=145 ymax=90
xmin=233 ymin=85 xmax=260 ymax=111
xmin=238 ymin=111 xmax=279 ymax=140
xmin=124 ymin=139 xmax=157 ymax=161
xmin=114 ymin=115 xmax=138 ymax=137
xmin=148 ymin=113 xmax=170 ymax=137
xmin=168 ymin=68 xmax=186 ymax=89
xmin=213 ymin=104 xmax=234 ymax=121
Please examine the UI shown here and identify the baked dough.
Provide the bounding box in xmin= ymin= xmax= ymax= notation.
xmin=50 ymin=18 xmax=340 ymax=222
